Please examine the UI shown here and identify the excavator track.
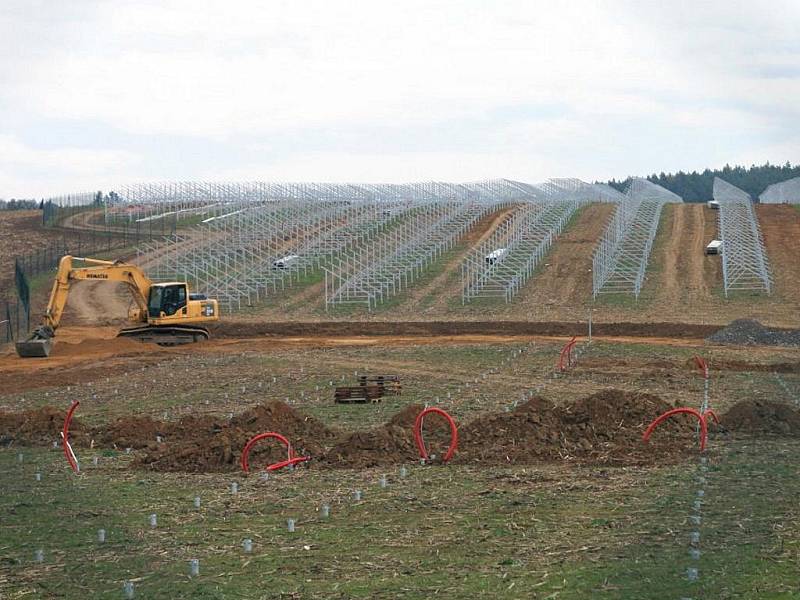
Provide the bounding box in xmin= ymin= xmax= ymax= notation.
xmin=117 ymin=325 xmax=210 ymax=346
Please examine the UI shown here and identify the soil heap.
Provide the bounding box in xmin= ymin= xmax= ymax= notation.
xmin=324 ymin=404 xmax=424 ymax=468
xmin=722 ymin=399 xmax=800 ymax=435
xmin=0 ymin=405 xmax=89 ymax=447
xmin=136 ymin=401 xmax=335 ymax=472
xmin=459 ymin=390 xmax=695 ymax=466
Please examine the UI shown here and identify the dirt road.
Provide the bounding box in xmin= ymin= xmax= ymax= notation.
xmin=2 ymin=317 xmax=795 ymax=396
xmin=513 ymin=202 xmax=616 ymax=310
xmin=645 ymin=203 xmax=721 ymax=306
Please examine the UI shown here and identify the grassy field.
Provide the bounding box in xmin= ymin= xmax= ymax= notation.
xmin=2 ymin=438 xmax=799 ymax=599
xmin=1 ymin=338 xmax=800 ymax=598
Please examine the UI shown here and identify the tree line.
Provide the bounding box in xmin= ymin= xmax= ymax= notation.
xmin=0 ymin=198 xmax=39 ymax=210
xmin=605 ymin=161 xmax=800 ymax=202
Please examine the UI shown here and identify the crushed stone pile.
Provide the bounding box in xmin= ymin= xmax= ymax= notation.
xmin=707 ymin=319 xmax=800 ymax=347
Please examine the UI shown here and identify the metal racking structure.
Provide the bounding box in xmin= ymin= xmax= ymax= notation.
xmin=122 ymin=180 xmax=547 ymax=312
xmin=323 ymin=201 xmax=497 ymax=310
xmin=460 ymin=180 xmax=623 ymax=304
xmin=759 ymin=176 xmax=800 ymax=204
xmin=713 ymin=178 xmax=772 ymax=296
xmin=592 ymin=178 xmax=681 ymax=299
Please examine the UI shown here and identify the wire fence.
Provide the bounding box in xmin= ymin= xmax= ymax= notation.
xmin=0 ymin=299 xmax=29 ymax=345
xmin=0 ymin=230 xmax=138 ymax=349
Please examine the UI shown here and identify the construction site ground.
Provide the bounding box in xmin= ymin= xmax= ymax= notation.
xmin=231 ymin=203 xmax=800 ymax=328
xmin=2 ymin=205 xmax=800 ymax=597
xmin=2 ymin=322 xmax=800 ymax=598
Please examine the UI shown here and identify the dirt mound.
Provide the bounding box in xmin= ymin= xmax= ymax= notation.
xmin=460 ymin=397 xmax=563 ymax=463
xmin=0 ymin=405 xmax=90 ymax=447
xmin=722 ymin=399 xmax=800 ymax=435
xmin=558 ymin=390 xmax=694 ymax=465
xmin=388 ymin=403 xmax=426 ymax=428
xmin=231 ymin=400 xmax=333 ymax=444
xmin=137 ymin=401 xmax=334 ymax=472
xmin=217 ymin=320 xmax=719 ymax=340
xmin=93 ymin=416 xmax=164 ymax=449
xmin=325 ymin=404 xmax=424 ymax=468
xmin=460 ymin=390 xmax=695 ymax=466
xmin=707 ymin=319 xmax=800 ymax=347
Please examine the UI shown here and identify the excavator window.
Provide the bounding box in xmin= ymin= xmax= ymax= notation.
xmin=148 ymin=285 xmax=187 ymax=318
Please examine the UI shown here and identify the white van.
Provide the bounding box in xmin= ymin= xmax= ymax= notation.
xmin=705 ymin=240 xmax=723 ymax=255
xmin=485 ymin=248 xmax=508 ymax=265
xmin=272 ymin=254 xmax=300 ymax=269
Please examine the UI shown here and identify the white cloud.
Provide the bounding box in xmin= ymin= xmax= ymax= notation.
xmin=0 ymin=0 xmax=798 ymax=195
xmin=3 ymin=1 xmax=679 ymax=137
xmin=202 ymin=150 xmax=572 ymax=185
xmin=0 ymin=135 xmax=140 ymax=197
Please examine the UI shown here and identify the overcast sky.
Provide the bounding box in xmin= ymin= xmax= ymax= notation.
xmin=1 ymin=0 xmax=799 ymax=197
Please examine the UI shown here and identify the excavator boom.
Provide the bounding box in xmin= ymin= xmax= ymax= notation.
xmin=16 ymin=255 xmax=219 ymax=358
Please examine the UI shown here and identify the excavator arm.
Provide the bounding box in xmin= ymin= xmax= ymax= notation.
xmin=40 ymin=256 xmax=153 ymax=332
xmin=16 ymin=256 xmax=155 ymax=358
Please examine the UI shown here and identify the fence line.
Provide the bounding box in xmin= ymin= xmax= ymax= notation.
xmin=0 ymin=300 xmax=29 ymax=346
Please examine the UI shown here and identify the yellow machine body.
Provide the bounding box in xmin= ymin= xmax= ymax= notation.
xmin=15 ymin=255 xmax=219 ymax=357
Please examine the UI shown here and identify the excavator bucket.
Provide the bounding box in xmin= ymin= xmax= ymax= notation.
xmin=15 ymin=325 xmax=56 ymax=358
xmin=15 ymin=338 xmax=54 ymax=358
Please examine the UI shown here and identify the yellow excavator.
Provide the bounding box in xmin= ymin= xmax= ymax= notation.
xmin=16 ymin=255 xmax=219 ymax=358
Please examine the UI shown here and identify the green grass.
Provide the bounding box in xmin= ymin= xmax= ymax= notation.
xmin=2 ymin=438 xmax=798 ymax=598
xmin=2 ymin=331 xmax=800 ymax=597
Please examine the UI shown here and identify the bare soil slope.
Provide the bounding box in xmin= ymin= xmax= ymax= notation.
xmin=59 ymin=280 xmax=132 ymax=327
xmin=392 ymin=205 xmax=520 ymax=314
xmin=0 ymin=211 xmax=63 ymax=297
xmin=510 ymin=202 xmax=617 ymax=314
xmin=759 ymin=205 xmax=800 ymax=306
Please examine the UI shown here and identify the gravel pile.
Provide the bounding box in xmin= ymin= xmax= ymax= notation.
xmin=707 ymin=319 xmax=800 ymax=347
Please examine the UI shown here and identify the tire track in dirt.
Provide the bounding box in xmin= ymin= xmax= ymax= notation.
xmin=649 ymin=204 xmax=719 ymax=306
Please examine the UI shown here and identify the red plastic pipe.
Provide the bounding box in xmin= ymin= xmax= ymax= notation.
xmin=693 ymin=355 xmax=709 ymax=379
xmin=558 ymin=336 xmax=577 ymax=372
xmin=240 ymin=431 xmax=292 ymax=474
xmin=567 ymin=338 xmax=578 ymax=367
xmin=414 ymin=407 xmax=458 ymax=463
xmin=266 ymin=455 xmax=312 ymax=471
xmin=704 ymin=409 xmax=719 ymax=425
xmin=62 ymin=401 xmax=80 ymax=473
xmin=642 ymin=407 xmax=708 ymax=452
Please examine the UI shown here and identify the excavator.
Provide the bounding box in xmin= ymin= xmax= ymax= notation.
xmin=16 ymin=255 xmax=219 ymax=358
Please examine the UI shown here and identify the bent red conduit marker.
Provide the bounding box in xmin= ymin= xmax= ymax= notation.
xmin=693 ymin=355 xmax=709 ymax=379
xmin=62 ymin=400 xmax=80 ymax=473
xmin=266 ymin=456 xmax=312 ymax=471
xmin=558 ymin=337 xmax=579 ymax=371
xmin=414 ymin=407 xmax=458 ymax=463
xmin=240 ymin=431 xmax=310 ymax=473
xmin=642 ymin=407 xmax=708 ymax=452
xmin=703 ymin=409 xmax=719 ymax=425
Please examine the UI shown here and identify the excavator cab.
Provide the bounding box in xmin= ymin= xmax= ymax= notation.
xmin=148 ymin=283 xmax=188 ymax=318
